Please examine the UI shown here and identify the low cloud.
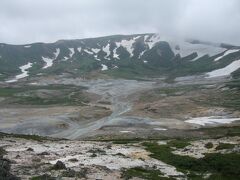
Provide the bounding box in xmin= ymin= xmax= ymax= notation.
xmin=0 ymin=0 xmax=239 ymax=45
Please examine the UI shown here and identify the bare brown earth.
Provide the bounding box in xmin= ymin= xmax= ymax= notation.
xmin=126 ymin=85 xmax=240 ymax=120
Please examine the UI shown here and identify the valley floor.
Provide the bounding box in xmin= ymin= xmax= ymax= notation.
xmin=0 ymin=74 xmax=240 ymax=179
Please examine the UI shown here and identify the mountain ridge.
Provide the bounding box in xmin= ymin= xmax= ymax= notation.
xmin=0 ymin=33 xmax=240 ymax=82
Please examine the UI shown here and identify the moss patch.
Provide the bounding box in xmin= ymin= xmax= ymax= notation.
xmin=122 ymin=167 xmax=173 ymax=180
xmin=143 ymin=141 xmax=240 ymax=179
xmin=216 ymin=143 xmax=235 ymax=150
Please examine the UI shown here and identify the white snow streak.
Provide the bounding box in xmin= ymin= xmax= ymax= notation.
xmin=69 ymin=48 xmax=75 ymax=58
xmin=185 ymin=116 xmax=240 ymax=126
xmin=154 ymin=128 xmax=167 ymax=131
xmin=77 ymin=47 xmax=82 ymax=52
xmin=54 ymin=48 xmax=60 ymax=59
xmin=92 ymin=48 xmax=101 ymax=54
xmin=139 ymin=50 xmax=146 ymax=59
xmin=113 ymin=36 xmax=140 ymax=58
xmin=94 ymin=55 xmax=101 ymax=61
xmin=103 ymin=44 xmax=111 ymax=60
xmin=84 ymin=49 xmax=94 ymax=55
xmin=113 ymin=42 xmax=121 ymax=59
xmin=146 ymin=34 xmax=161 ymax=49
xmin=206 ymin=59 xmax=240 ymax=78
xmin=24 ymin=45 xmax=31 ymax=48
xmin=42 ymin=48 xmax=60 ymax=69
xmin=42 ymin=57 xmax=54 ymax=69
xmin=101 ymin=64 xmax=108 ymax=71
xmin=120 ymin=36 xmax=140 ymax=57
xmin=6 ymin=62 xmax=33 ymax=83
xmin=214 ymin=49 xmax=239 ymax=61
xmin=171 ymin=42 xmax=225 ymax=59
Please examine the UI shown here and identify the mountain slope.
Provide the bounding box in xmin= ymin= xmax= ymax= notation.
xmin=0 ymin=33 xmax=240 ymax=82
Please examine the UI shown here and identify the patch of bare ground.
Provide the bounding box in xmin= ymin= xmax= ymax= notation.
xmin=126 ymin=85 xmax=239 ymax=120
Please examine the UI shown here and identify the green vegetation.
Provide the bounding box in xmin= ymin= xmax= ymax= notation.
xmin=0 ymin=147 xmax=6 ymax=157
xmin=0 ymin=85 xmax=89 ymax=106
xmin=1 ymin=33 xmax=240 ymax=80
xmin=216 ymin=143 xmax=235 ymax=150
xmin=188 ymin=84 xmax=240 ymax=110
xmin=0 ymin=87 xmax=23 ymax=96
xmin=205 ymin=142 xmax=214 ymax=149
xmin=139 ymin=84 xmax=201 ymax=102
xmin=0 ymin=85 xmax=86 ymax=97
xmin=167 ymin=139 xmax=190 ymax=148
xmin=207 ymin=90 xmax=240 ymax=110
xmin=105 ymin=61 xmax=169 ymax=80
xmin=143 ymin=141 xmax=240 ymax=179
xmin=0 ymin=132 xmax=53 ymax=142
xmin=61 ymin=168 xmax=88 ymax=178
xmin=200 ymin=126 xmax=240 ymax=137
xmin=109 ymin=137 xmax=169 ymax=144
xmin=122 ymin=167 xmax=173 ymax=180
xmin=0 ymin=73 xmax=7 ymax=81
xmin=225 ymin=79 xmax=240 ymax=89
xmin=31 ymin=174 xmax=56 ymax=180
xmin=112 ymin=138 xmax=144 ymax=144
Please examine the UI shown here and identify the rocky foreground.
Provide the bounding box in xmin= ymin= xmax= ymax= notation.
xmin=1 ymin=133 xmax=240 ymax=180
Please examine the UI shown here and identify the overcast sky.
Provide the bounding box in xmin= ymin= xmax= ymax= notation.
xmin=0 ymin=0 xmax=240 ymax=45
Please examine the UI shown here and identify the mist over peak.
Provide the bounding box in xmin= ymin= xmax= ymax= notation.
xmin=0 ymin=0 xmax=239 ymax=45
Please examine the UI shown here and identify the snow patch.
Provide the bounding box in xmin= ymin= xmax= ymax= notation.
xmin=185 ymin=116 xmax=240 ymax=126
xmin=113 ymin=36 xmax=140 ymax=58
xmin=158 ymin=35 xmax=226 ymax=59
xmin=6 ymin=62 xmax=33 ymax=83
xmin=29 ymin=82 xmax=38 ymax=85
xmin=206 ymin=59 xmax=240 ymax=78
xmin=69 ymin=48 xmax=75 ymax=58
xmin=84 ymin=49 xmax=94 ymax=55
xmin=77 ymin=47 xmax=82 ymax=52
xmin=101 ymin=64 xmax=108 ymax=71
xmin=144 ymin=35 xmax=149 ymax=42
xmin=154 ymin=128 xmax=167 ymax=131
xmin=113 ymin=44 xmax=120 ymax=59
xmin=173 ymin=42 xmax=225 ymax=59
xmin=214 ymin=49 xmax=239 ymax=61
xmin=42 ymin=57 xmax=54 ymax=69
xmin=62 ymin=57 xmax=69 ymax=61
xmin=42 ymin=49 xmax=59 ymax=69
xmin=139 ymin=50 xmax=146 ymax=59
xmin=146 ymin=34 xmax=161 ymax=49
xmin=24 ymin=45 xmax=31 ymax=48
xmin=92 ymin=48 xmax=101 ymax=54
xmin=54 ymin=48 xmax=60 ymax=59
xmin=102 ymin=44 xmax=111 ymax=60
xmin=120 ymin=36 xmax=140 ymax=57
xmin=94 ymin=55 xmax=101 ymax=61
xmin=120 ymin=131 xmax=134 ymax=133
